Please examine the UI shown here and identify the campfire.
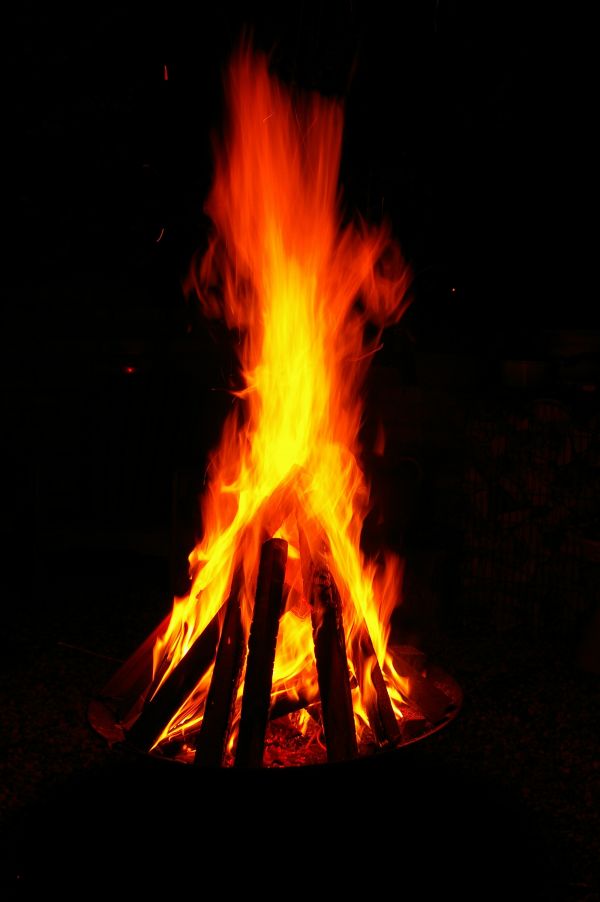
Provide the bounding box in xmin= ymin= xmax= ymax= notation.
xmin=90 ymin=45 xmax=460 ymax=767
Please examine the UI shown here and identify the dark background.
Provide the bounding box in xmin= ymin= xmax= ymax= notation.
xmin=4 ymin=0 xmax=596 ymax=562
xmin=2 ymin=3 xmax=598 ymax=897
xmin=7 ymin=1 xmax=594 ymax=338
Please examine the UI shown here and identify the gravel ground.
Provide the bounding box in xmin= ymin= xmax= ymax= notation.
xmin=1 ymin=546 xmax=598 ymax=898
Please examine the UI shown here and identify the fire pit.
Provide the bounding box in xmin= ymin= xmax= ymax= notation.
xmin=90 ymin=639 xmax=461 ymax=767
xmin=90 ymin=44 xmax=461 ymax=768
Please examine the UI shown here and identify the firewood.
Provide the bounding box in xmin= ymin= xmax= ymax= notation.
xmin=391 ymin=645 xmax=426 ymax=672
xmin=194 ymin=566 xmax=245 ymax=766
xmin=269 ymin=686 xmax=319 ymax=721
xmin=259 ymin=470 xmax=303 ymax=541
xmin=310 ymin=562 xmax=358 ymax=762
xmin=90 ymin=611 xmax=172 ymax=733
xmin=234 ymin=538 xmax=288 ymax=767
xmin=389 ymin=645 xmax=455 ymax=724
xmin=352 ymin=625 xmax=400 ymax=747
xmin=127 ymin=610 xmax=220 ymax=751
xmin=297 ymin=521 xmax=358 ymax=761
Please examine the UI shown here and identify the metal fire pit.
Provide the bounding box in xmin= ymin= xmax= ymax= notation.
xmin=89 ymin=647 xmax=462 ymax=768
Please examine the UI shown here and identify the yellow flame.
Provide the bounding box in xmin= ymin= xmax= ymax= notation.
xmin=152 ymin=45 xmax=411 ymax=753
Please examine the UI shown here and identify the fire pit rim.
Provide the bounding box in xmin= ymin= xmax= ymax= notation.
xmin=89 ymin=657 xmax=462 ymax=770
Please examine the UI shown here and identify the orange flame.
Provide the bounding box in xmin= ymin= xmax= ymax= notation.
xmin=152 ymin=45 xmax=411 ymax=754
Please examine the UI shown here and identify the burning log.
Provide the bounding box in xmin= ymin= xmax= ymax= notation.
xmin=297 ymin=522 xmax=357 ymax=761
xmin=269 ymin=686 xmax=319 ymax=721
xmin=389 ymin=646 xmax=456 ymax=725
xmin=235 ymin=538 xmax=288 ymax=767
xmin=353 ymin=625 xmax=401 ymax=747
xmin=258 ymin=465 xmax=307 ymax=541
xmin=300 ymin=521 xmax=399 ymax=749
xmin=88 ymin=611 xmax=172 ymax=738
xmin=310 ymin=562 xmax=358 ymax=762
xmin=127 ymin=611 xmax=220 ymax=752
xmin=194 ymin=567 xmax=245 ymax=767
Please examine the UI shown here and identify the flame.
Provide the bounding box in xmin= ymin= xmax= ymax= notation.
xmin=152 ymin=45 xmax=411 ymax=755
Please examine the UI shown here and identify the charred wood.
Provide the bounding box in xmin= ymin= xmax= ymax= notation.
xmin=310 ymin=561 xmax=358 ymax=762
xmin=127 ymin=611 xmax=220 ymax=751
xmin=390 ymin=646 xmax=455 ymax=724
xmin=194 ymin=567 xmax=246 ymax=767
xmin=352 ymin=625 xmax=400 ymax=747
xmin=234 ymin=538 xmax=288 ymax=767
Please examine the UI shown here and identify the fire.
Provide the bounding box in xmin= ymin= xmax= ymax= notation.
xmin=151 ymin=45 xmax=411 ymax=758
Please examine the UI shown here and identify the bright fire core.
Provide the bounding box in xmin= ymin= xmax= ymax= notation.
xmin=152 ymin=46 xmax=411 ymax=757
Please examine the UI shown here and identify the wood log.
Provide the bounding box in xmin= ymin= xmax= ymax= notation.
xmin=268 ymin=686 xmax=319 ymax=721
xmin=352 ymin=625 xmax=401 ymax=747
xmin=389 ymin=645 xmax=455 ymax=724
xmin=89 ymin=611 xmax=172 ymax=736
xmin=194 ymin=567 xmax=246 ymax=767
xmin=297 ymin=521 xmax=357 ymax=761
xmin=259 ymin=470 xmax=303 ymax=541
xmin=391 ymin=645 xmax=426 ymax=672
xmin=234 ymin=539 xmax=288 ymax=768
xmin=310 ymin=561 xmax=358 ymax=762
xmin=126 ymin=610 xmax=220 ymax=751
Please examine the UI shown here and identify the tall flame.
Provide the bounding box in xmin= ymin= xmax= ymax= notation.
xmin=152 ymin=45 xmax=411 ymax=753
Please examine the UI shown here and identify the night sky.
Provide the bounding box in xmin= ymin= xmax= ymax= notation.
xmin=7 ymin=1 xmax=589 ymax=354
